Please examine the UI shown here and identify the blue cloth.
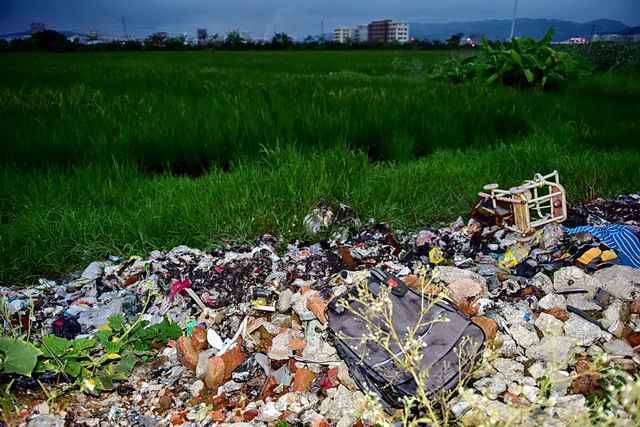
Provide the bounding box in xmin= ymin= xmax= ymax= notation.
xmin=563 ymin=224 xmax=640 ymax=268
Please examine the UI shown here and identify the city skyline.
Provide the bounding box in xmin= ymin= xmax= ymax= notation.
xmin=1 ymin=0 xmax=639 ymax=39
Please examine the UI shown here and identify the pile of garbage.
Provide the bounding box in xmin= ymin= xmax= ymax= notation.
xmin=2 ymin=188 xmax=640 ymax=427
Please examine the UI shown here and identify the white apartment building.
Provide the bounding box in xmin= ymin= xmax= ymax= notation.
xmin=333 ymin=26 xmax=353 ymax=43
xmin=389 ymin=22 xmax=410 ymax=43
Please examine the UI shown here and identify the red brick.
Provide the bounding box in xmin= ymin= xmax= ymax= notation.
xmin=292 ymin=367 xmax=315 ymax=392
xmin=544 ymin=308 xmax=570 ymax=322
xmin=221 ymin=343 xmax=247 ymax=378
xmin=176 ymin=336 xmax=198 ymax=371
xmin=307 ymin=295 xmax=328 ymax=324
xmin=288 ymin=338 xmax=306 ymax=353
xmin=204 ymin=356 xmax=226 ymax=392
xmin=243 ymin=410 xmax=259 ymax=421
xmin=210 ymin=409 xmax=225 ymax=422
xmin=191 ymin=326 xmax=208 ymax=352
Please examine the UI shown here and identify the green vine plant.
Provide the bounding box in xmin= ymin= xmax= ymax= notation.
xmin=0 ymin=284 xmax=182 ymax=409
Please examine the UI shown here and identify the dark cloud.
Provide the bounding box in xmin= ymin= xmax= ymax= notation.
xmin=1 ymin=0 xmax=638 ymax=38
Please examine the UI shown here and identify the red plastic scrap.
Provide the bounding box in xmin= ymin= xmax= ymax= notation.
xmin=169 ymin=278 xmax=192 ymax=299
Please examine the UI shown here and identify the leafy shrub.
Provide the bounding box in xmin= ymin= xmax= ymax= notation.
xmin=430 ymin=29 xmax=589 ymax=89
xmin=561 ymin=42 xmax=640 ymax=72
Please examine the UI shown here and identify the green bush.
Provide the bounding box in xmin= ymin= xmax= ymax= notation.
xmin=430 ymin=29 xmax=588 ymax=89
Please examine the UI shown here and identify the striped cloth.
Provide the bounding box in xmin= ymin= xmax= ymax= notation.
xmin=563 ymin=224 xmax=640 ymax=268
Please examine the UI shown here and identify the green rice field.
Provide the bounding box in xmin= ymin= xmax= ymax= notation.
xmin=1 ymin=50 xmax=639 ymax=284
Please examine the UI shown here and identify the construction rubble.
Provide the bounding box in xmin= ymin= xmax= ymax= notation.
xmin=2 ymin=191 xmax=640 ymax=427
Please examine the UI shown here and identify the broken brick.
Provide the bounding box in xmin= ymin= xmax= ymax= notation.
xmin=170 ymin=411 xmax=187 ymax=425
xmin=176 ymin=336 xmax=198 ymax=371
xmin=307 ymin=295 xmax=328 ymax=324
xmin=204 ymin=356 xmax=226 ymax=392
xmin=259 ymin=376 xmax=278 ymax=401
xmin=209 ymin=409 xmax=225 ymax=422
xmin=243 ymin=410 xmax=259 ymax=422
xmin=288 ymin=337 xmax=306 ymax=352
xmin=221 ymin=343 xmax=247 ymax=378
xmin=191 ymin=326 xmax=208 ymax=352
xmin=544 ymin=307 xmax=570 ymax=322
xmin=292 ymin=367 xmax=315 ymax=392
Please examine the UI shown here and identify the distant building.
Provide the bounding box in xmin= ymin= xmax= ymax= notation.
xmin=333 ymin=26 xmax=352 ymax=43
xmin=368 ymin=20 xmax=392 ymax=42
xmin=389 ymin=22 xmax=409 ymax=43
xmin=367 ymin=20 xmax=409 ymax=43
xmin=568 ymin=37 xmax=588 ymax=44
xmin=353 ymin=25 xmax=368 ymax=43
xmin=197 ymin=28 xmax=208 ymax=45
xmin=30 ymin=22 xmax=46 ymax=34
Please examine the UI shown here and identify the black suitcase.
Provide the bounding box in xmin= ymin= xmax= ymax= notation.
xmin=327 ymin=269 xmax=485 ymax=410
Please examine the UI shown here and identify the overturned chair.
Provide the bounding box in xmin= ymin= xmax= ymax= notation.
xmin=474 ymin=171 xmax=567 ymax=233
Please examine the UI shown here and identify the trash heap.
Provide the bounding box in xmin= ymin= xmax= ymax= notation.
xmin=2 ymin=193 xmax=640 ymax=427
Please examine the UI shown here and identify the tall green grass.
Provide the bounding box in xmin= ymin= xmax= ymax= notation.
xmin=2 ymin=52 xmax=638 ymax=173
xmin=2 ymin=139 xmax=640 ymax=285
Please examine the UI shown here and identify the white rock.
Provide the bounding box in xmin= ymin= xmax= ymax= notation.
xmin=257 ymin=402 xmax=282 ymax=422
xmin=554 ymin=394 xmax=589 ymax=423
xmin=603 ymin=339 xmax=635 ymax=357
xmin=319 ymin=385 xmax=360 ymax=426
xmin=450 ymin=399 xmax=472 ymax=418
xmin=189 ymin=380 xmax=204 ymax=397
xmin=497 ymin=332 xmax=521 ymax=357
xmin=593 ymin=266 xmax=640 ymax=301
xmin=493 ymin=358 xmax=525 ymax=378
xmin=526 ymin=336 xmax=577 ymax=367
xmin=448 ymin=278 xmax=487 ymax=303
xmin=433 ymin=266 xmax=487 ymax=287
xmin=531 ymin=272 xmax=554 ymax=295
xmin=473 ymin=375 xmax=507 ymax=400
xmin=502 ymin=304 xmax=534 ymax=326
xmin=522 ymin=385 xmax=540 ymax=403
xmin=538 ymin=294 xmax=567 ymax=310
xmin=509 ymin=324 xmax=540 ymax=348
xmin=277 ymin=289 xmax=294 ymax=313
xmin=549 ymin=371 xmax=571 ymax=397
xmin=535 ymin=312 xmax=565 ymax=337
xmin=527 ymin=362 xmax=547 ymax=379
xmin=564 ymin=314 xmax=606 ymax=346
xmin=268 ymin=330 xmax=293 ymax=360
xmin=554 ymin=267 xmax=602 ymax=310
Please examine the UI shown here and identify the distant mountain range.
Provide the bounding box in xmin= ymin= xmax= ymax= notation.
xmin=409 ymin=19 xmax=630 ymax=41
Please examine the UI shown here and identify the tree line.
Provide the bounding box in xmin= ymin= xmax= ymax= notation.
xmin=0 ymin=30 xmax=468 ymax=52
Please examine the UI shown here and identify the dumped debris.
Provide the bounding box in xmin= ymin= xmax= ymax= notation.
xmin=2 ymin=190 xmax=640 ymax=426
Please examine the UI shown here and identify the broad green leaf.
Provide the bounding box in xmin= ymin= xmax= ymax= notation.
xmin=511 ymin=51 xmax=522 ymax=66
xmin=108 ymin=314 xmax=125 ymax=332
xmin=40 ymin=335 xmax=72 ymax=358
xmin=64 ymin=359 xmax=82 ymax=377
xmin=114 ymin=352 xmax=137 ymax=379
xmin=523 ymin=69 xmax=535 ymax=83
xmin=0 ymin=337 xmax=41 ymax=377
xmin=73 ymin=338 xmax=97 ymax=352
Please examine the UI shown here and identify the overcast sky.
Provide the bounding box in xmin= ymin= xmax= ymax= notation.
xmin=1 ymin=0 xmax=638 ymax=38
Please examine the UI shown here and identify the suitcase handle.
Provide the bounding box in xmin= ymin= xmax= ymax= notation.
xmin=370 ymin=268 xmax=408 ymax=297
